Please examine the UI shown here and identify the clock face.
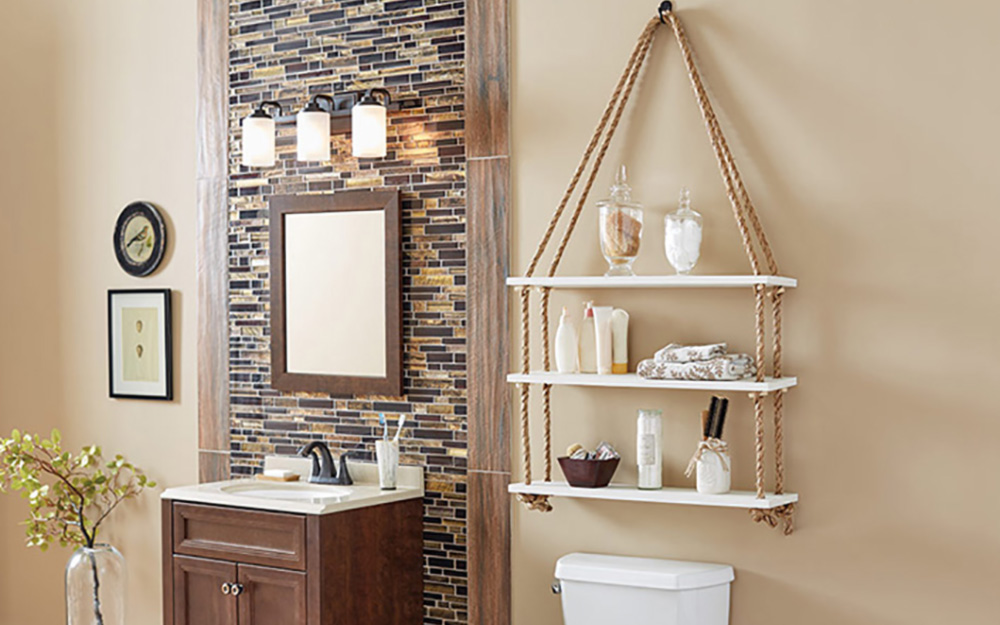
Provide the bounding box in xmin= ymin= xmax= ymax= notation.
xmin=114 ymin=202 xmax=166 ymax=277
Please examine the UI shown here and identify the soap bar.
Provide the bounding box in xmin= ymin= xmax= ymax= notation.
xmin=257 ymin=469 xmax=300 ymax=482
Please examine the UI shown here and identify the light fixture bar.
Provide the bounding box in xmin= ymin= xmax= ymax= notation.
xmin=273 ymin=94 xmax=420 ymax=132
xmin=241 ymin=91 xmax=420 ymax=168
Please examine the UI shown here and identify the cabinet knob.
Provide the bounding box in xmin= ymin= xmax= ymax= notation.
xmin=232 ymin=584 xmax=245 ymax=597
xmin=221 ymin=583 xmax=231 ymax=595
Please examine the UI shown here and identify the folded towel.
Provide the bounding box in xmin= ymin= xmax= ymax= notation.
xmin=638 ymin=354 xmax=756 ymax=381
xmin=654 ymin=343 xmax=727 ymax=363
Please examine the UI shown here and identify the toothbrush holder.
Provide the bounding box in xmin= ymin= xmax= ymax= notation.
xmin=696 ymin=448 xmax=731 ymax=494
xmin=685 ymin=438 xmax=731 ymax=495
xmin=375 ymin=440 xmax=399 ymax=490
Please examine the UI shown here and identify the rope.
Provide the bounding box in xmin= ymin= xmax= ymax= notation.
xmin=754 ymin=285 xmax=766 ymax=383
xmin=523 ymin=18 xmax=659 ymax=280
xmin=772 ymin=287 xmax=786 ymax=495
xmin=664 ymin=12 xmax=763 ymax=275
xmin=518 ymin=288 xmax=532 ymax=486
xmin=751 ymin=392 xmax=766 ymax=499
xmin=547 ymin=18 xmax=660 ymax=277
xmin=517 ymin=287 xmax=552 ymax=512
xmin=750 ymin=503 xmax=795 ymax=535
xmin=539 ymin=288 xmax=553 ymax=482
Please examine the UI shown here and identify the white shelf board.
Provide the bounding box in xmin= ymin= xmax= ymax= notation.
xmin=508 ymin=481 xmax=798 ymax=510
xmin=506 ymin=275 xmax=797 ymax=289
xmin=507 ymin=372 xmax=797 ymax=393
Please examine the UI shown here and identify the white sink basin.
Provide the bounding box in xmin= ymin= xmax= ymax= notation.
xmin=161 ymin=460 xmax=424 ymax=515
xmin=220 ymin=482 xmax=351 ymax=502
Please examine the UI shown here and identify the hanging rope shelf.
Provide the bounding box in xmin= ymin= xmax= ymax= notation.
xmin=510 ymin=2 xmax=796 ymax=534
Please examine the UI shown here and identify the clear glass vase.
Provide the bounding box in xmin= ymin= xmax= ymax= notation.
xmin=66 ymin=544 xmax=125 ymax=625
xmin=597 ymin=165 xmax=644 ymax=276
xmin=664 ymin=187 xmax=702 ymax=274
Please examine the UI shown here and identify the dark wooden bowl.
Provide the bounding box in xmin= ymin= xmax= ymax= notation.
xmin=558 ymin=457 xmax=620 ymax=488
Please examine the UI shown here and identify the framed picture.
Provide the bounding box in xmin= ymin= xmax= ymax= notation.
xmin=108 ymin=289 xmax=173 ymax=400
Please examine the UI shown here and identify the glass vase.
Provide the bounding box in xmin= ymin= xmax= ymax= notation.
xmin=597 ymin=165 xmax=644 ymax=276
xmin=664 ymin=187 xmax=703 ymax=274
xmin=66 ymin=544 xmax=125 ymax=625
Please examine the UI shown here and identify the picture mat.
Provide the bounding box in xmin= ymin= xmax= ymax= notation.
xmin=110 ymin=292 xmax=169 ymax=397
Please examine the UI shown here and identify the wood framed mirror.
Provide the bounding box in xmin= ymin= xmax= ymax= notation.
xmin=270 ymin=190 xmax=402 ymax=396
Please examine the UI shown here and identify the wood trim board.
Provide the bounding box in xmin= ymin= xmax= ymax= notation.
xmin=466 ymin=1 xmax=513 ymax=624
xmin=196 ymin=0 xmax=230 ymax=482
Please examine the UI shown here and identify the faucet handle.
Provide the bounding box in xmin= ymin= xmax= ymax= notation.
xmin=336 ymin=452 xmax=355 ymax=486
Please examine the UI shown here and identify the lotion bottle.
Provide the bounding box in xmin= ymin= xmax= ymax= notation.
xmin=591 ymin=306 xmax=614 ymax=375
xmin=637 ymin=409 xmax=663 ymax=489
xmin=579 ymin=302 xmax=597 ymax=374
xmin=554 ymin=307 xmax=579 ymax=373
xmin=611 ymin=308 xmax=629 ymax=374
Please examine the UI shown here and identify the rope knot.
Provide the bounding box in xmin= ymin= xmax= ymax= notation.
xmin=749 ymin=503 xmax=795 ymax=535
xmin=518 ymin=493 xmax=553 ymax=513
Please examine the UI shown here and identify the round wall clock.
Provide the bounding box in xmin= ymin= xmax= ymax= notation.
xmin=113 ymin=201 xmax=167 ymax=277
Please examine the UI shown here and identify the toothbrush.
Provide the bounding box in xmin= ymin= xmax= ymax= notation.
xmin=393 ymin=415 xmax=406 ymax=443
xmin=379 ymin=413 xmax=388 ymax=440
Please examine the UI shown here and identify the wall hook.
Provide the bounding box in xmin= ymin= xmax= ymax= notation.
xmin=658 ymin=1 xmax=673 ymax=23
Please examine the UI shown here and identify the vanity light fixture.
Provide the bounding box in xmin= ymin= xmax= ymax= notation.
xmin=297 ymin=95 xmax=335 ymax=162
xmin=352 ymin=88 xmax=390 ymax=159
xmin=241 ymin=101 xmax=282 ymax=167
xmin=241 ymin=89 xmax=416 ymax=168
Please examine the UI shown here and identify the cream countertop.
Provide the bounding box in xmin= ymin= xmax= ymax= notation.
xmin=161 ymin=457 xmax=423 ymax=516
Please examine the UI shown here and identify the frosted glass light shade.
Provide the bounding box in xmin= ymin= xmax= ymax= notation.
xmin=242 ymin=115 xmax=276 ymax=167
xmin=352 ymin=103 xmax=387 ymax=158
xmin=297 ymin=109 xmax=331 ymax=161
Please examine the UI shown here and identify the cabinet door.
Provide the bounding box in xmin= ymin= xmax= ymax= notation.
xmin=237 ymin=564 xmax=307 ymax=625
xmin=173 ymin=556 xmax=238 ymax=625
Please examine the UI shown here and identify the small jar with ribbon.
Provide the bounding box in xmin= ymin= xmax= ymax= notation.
xmin=685 ymin=396 xmax=731 ymax=495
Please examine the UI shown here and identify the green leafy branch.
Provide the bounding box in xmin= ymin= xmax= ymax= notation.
xmin=0 ymin=429 xmax=156 ymax=551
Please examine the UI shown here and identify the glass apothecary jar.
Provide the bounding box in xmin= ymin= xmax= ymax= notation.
xmin=597 ymin=165 xmax=644 ymax=277
xmin=664 ymin=187 xmax=702 ymax=274
xmin=66 ymin=544 xmax=125 ymax=625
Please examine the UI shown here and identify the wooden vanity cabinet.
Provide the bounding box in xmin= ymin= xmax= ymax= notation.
xmin=162 ymin=498 xmax=423 ymax=625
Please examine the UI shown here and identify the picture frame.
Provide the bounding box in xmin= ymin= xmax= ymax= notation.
xmin=269 ymin=191 xmax=403 ymax=396
xmin=107 ymin=289 xmax=173 ymax=400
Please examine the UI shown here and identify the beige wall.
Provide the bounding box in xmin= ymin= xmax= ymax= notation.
xmin=510 ymin=1 xmax=999 ymax=623
xmin=0 ymin=1 xmax=197 ymax=623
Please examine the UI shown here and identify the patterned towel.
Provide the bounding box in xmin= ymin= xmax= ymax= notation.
xmin=637 ymin=354 xmax=756 ymax=381
xmin=654 ymin=343 xmax=727 ymax=363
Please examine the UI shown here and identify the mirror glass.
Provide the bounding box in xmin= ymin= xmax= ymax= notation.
xmin=283 ymin=210 xmax=386 ymax=377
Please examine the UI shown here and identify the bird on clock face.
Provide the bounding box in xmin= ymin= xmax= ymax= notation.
xmin=126 ymin=225 xmax=151 ymax=251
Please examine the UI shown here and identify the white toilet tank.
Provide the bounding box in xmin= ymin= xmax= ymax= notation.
xmin=555 ymin=553 xmax=734 ymax=625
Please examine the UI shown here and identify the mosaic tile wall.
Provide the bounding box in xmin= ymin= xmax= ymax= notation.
xmin=226 ymin=1 xmax=467 ymax=623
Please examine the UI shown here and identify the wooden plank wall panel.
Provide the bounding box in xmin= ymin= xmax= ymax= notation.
xmin=467 ymin=157 xmax=510 ymax=473
xmin=197 ymin=449 xmax=230 ymax=486
xmin=196 ymin=0 xmax=230 ymax=482
xmin=467 ymin=1 xmax=512 ymax=624
xmin=468 ymin=471 xmax=512 ymax=625
xmin=466 ymin=0 xmax=510 ymax=159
